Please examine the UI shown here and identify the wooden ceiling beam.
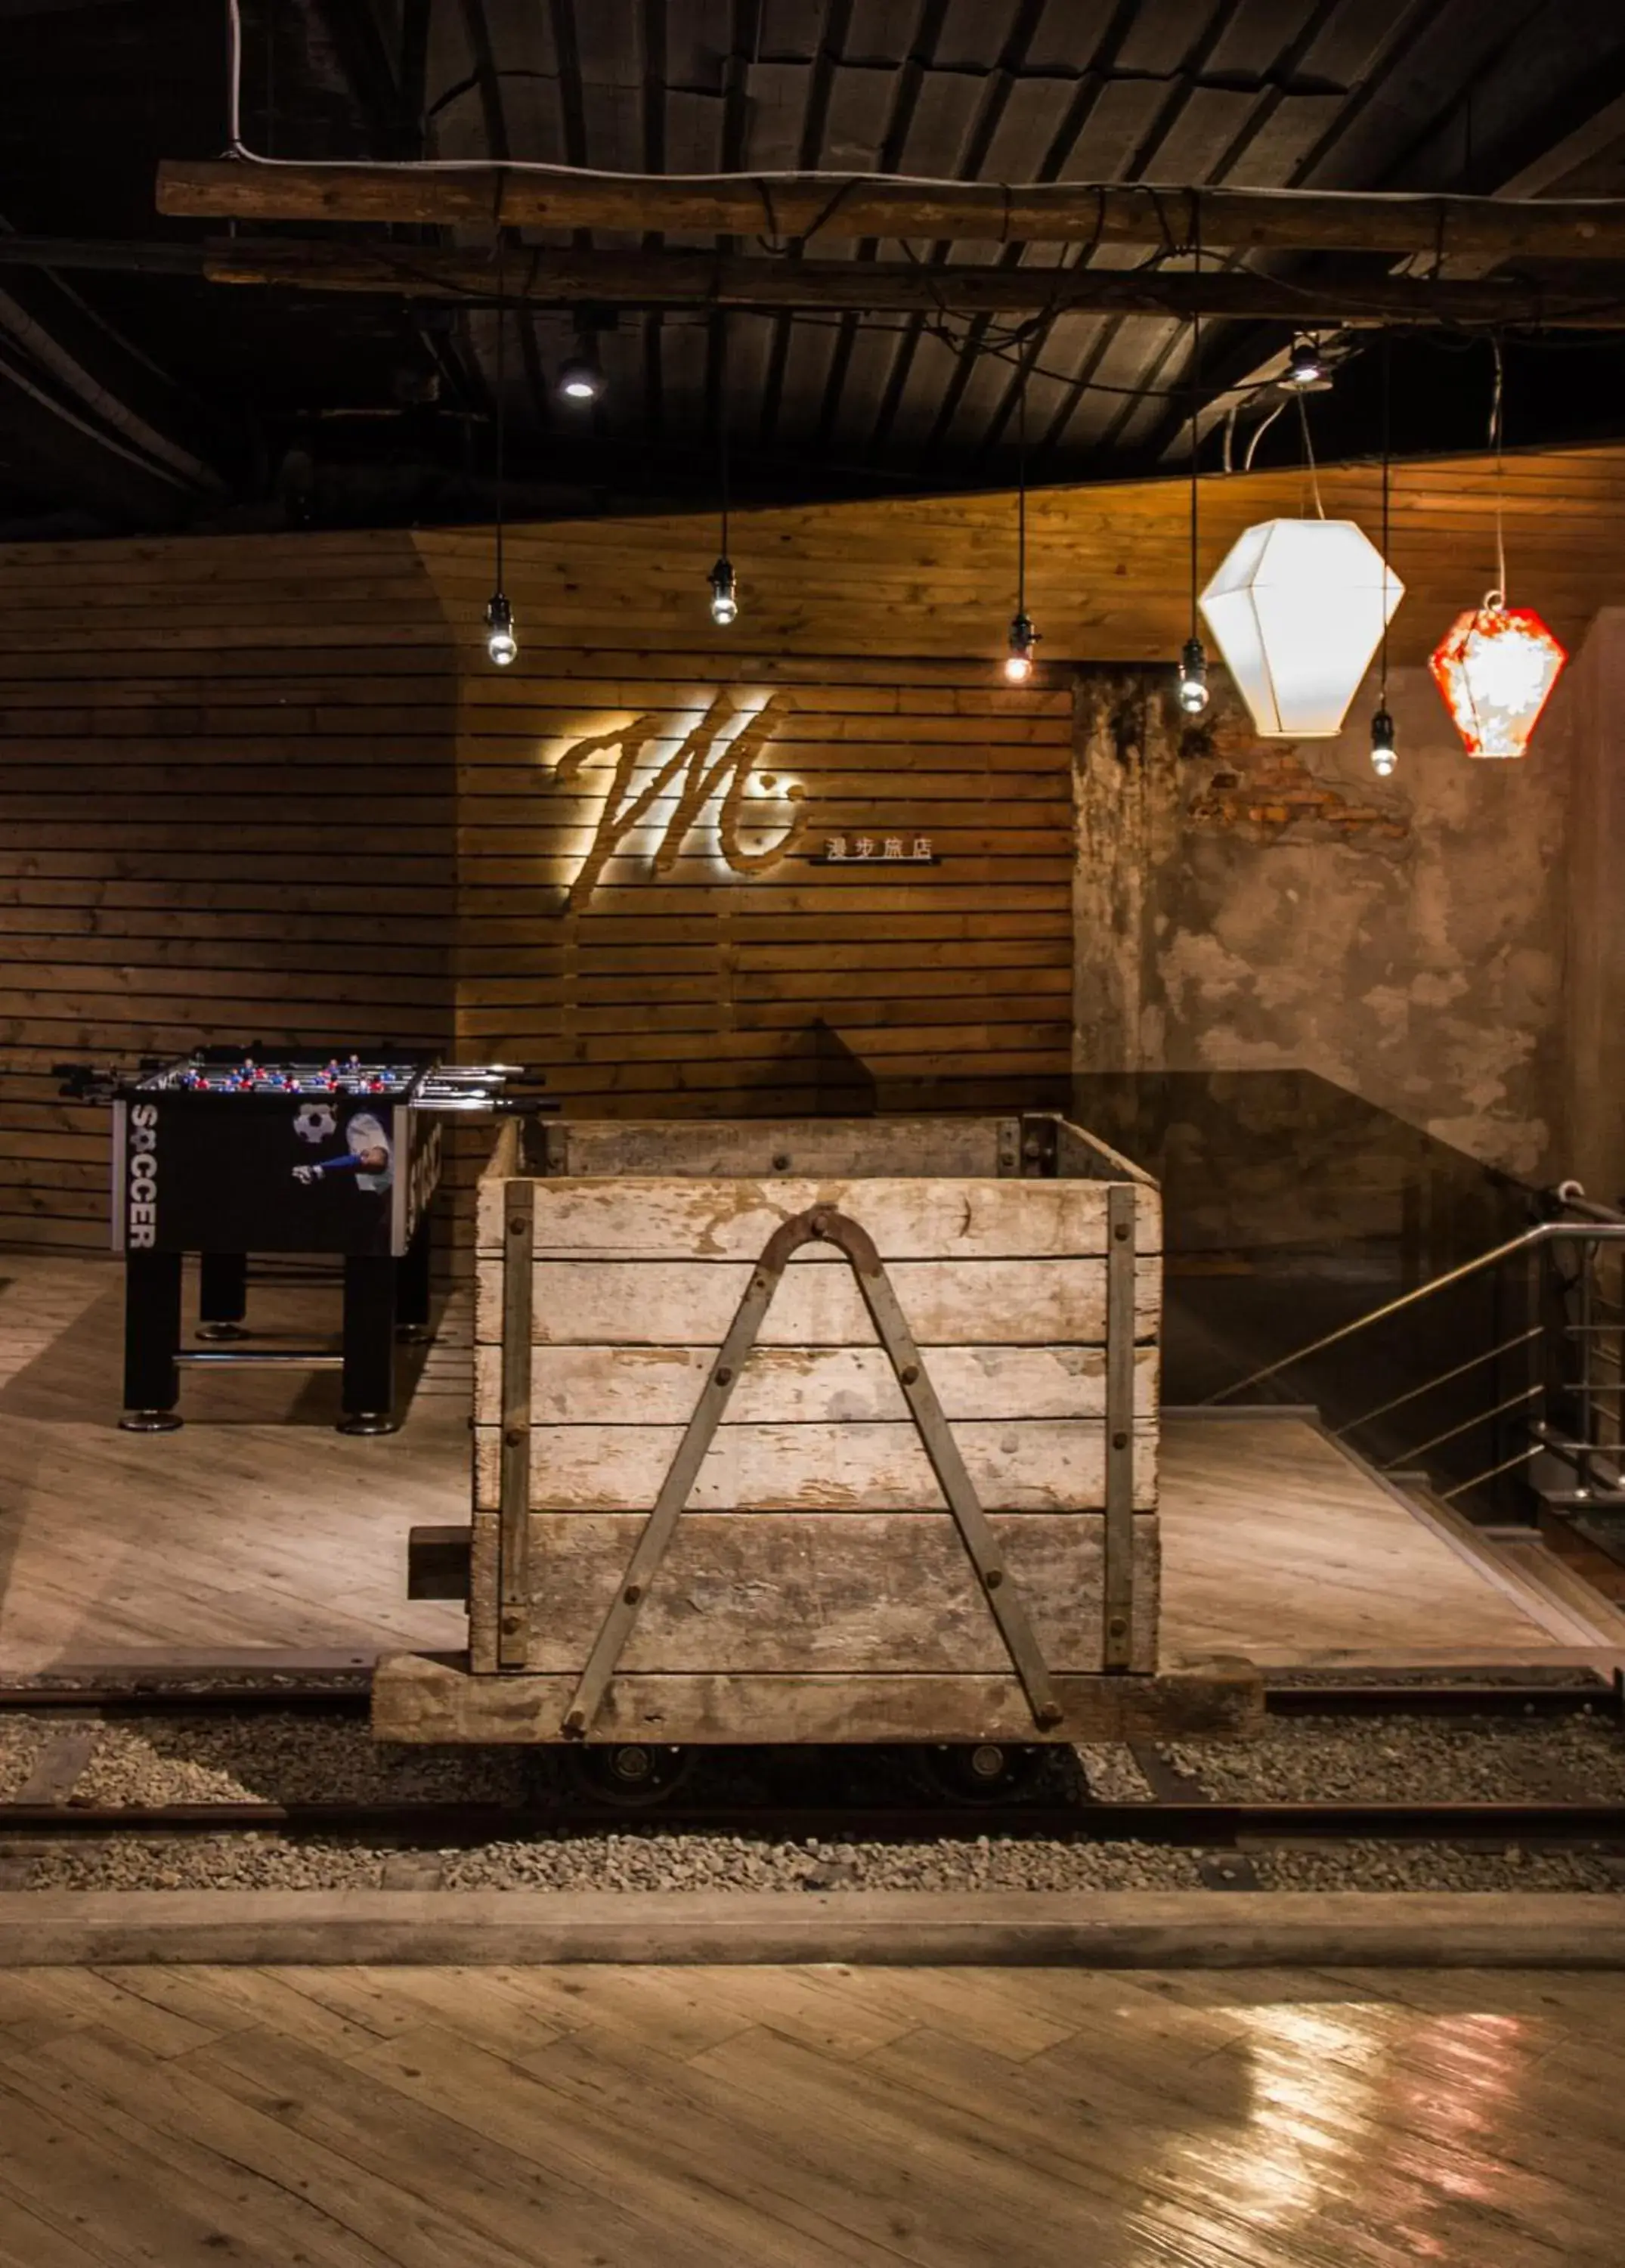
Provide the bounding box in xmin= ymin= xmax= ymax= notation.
xmin=198 ymin=236 xmax=1625 ymax=327
xmin=156 ymin=158 xmax=1625 ymax=263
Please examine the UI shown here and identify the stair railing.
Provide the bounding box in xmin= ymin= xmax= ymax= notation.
xmin=1206 ymin=1194 xmax=1625 ymax=1520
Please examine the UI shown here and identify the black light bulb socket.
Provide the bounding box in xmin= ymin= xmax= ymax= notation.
xmin=1370 ymin=705 xmax=1397 ymax=774
xmin=1285 ymin=338 xmax=1324 ymax=389
xmin=1004 ymin=611 xmax=1038 ymax=680
xmin=708 ymin=556 xmax=738 ymax=623
xmin=484 ymin=590 xmax=517 ymax=665
xmin=1178 ymin=635 xmax=1209 ymax=714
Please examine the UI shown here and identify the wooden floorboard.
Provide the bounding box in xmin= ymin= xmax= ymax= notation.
xmin=0 ymin=1250 xmax=1593 ymax=1672
xmin=0 ymin=1960 xmax=1623 ymax=2263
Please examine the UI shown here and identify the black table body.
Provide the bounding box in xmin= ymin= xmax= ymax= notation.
xmin=112 ymin=1074 xmax=443 ymax=1432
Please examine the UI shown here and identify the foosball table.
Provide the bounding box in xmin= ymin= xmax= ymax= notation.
xmin=66 ymin=1048 xmax=543 ymax=1434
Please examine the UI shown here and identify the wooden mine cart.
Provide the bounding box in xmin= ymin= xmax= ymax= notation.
xmin=373 ymin=1114 xmax=1260 ymax=1748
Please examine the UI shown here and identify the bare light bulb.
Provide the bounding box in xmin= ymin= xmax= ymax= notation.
xmin=708 ymin=556 xmax=738 ymax=626
xmin=1283 ymin=338 xmax=1325 ymax=390
xmin=1370 ymin=705 xmax=1397 ymax=778
xmin=1178 ymin=635 xmax=1209 ymax=714
xmin=558 ymin=353 xmax=604 ymax=403
xmin=484 ymin=591 xmax=517 ymax=667
xmin=1004 ymin=610 xmax=1037 ymax=682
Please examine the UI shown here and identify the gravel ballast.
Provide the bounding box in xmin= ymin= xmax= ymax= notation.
xmin=13 ymin=1828 xmax=1625 ymax=1896
xmin=70 ymin=1715 xmax=528 ymax=1808
xmin=0 ymin=1721 xmax=44 ymax=1799
xmin=5 ymin=1706 xmax=1625 ymax=1897
xmin=1162 ymin=1709 xmax=1625 ymax=1805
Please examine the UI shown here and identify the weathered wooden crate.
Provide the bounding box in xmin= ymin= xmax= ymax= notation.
xmin=376 ymin=1112 xmax=1260 ymax=1744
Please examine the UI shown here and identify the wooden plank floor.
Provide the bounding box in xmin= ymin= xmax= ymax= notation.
xmin=0 ymin=1959 xmax=1623 ymax=2265
xmin=0 ymin=1251 xmax=1586 ymax=1672
xmin=1158 ymin=1414 xmax=1571 ymax=1665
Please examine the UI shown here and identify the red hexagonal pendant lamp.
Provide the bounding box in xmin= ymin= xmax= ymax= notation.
xmin=1429 ymin=596 xmax=1567 ymax=761
xmin=1431 ymin=345 xmax=1568 ymax=759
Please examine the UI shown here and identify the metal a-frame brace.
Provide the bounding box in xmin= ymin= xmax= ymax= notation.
xmin=559 ymin=1204 xmax=1064 ymax=1739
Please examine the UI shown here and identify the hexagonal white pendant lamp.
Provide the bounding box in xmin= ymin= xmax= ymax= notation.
xmin=1199 ymin=516 xmax=1404 ymax=739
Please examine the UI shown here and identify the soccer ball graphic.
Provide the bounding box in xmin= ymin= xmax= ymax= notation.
xmin=294 ymin=1101 xmax=337 ymax=1145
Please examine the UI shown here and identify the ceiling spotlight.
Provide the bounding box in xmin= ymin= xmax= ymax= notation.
xmin=1178 ymin=635 xmax=1209 ymax=715
xmin=708 ymin=556 xmax=738 ymax=626
xmin=1004 ymin=611 xmax=1038 ymax=683
xmin=1370 ymin=705 xmax=1396 ymax=777
xmin=484 ymin=590 xmax=517 ymax=668
xmin=558 ymin=353 xmax=604 ymax=403
xmin=1283 ymin=338 xmax=1326 ymax=391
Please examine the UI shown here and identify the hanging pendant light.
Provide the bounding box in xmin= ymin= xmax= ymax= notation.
xmin=484 ymin=242 xmax=516 ymax=668
xmin=1283 ymin=336 xmax=1326 ymax=392
xmin=1370 ymin=332 xmax=1397 ymax=779
xmin=708 ymin=352 xmax=738 ymax=626
xmin=1175 ymin=249 xmax=1209 ymax=716
xmin=1200 ymin=392 xmax=1402 ymax=738
xmin=708 ymin=556 xmax=738 ymax=626
xmin=1429 ymin=343 xmax=1566 ymax=758
xmin=1430 ymin=600 xmax=1566 ymax=759
xmin=1005 ymin=612 xmax=1037 ymax=682
xmin=1003 ymin=375 xmax=1038 ymax=682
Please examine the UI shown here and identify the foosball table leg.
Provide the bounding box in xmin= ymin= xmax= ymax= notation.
xmin=119 ymin=1249 xmax=184 ymax=1432
xmin=395 ymin=1215 xmax=432 ymax=1344
xmin=197 ymin=1250 xmax=249 ymax=1342
xmin=339 ymin=1253 xmax=399 ymax=1434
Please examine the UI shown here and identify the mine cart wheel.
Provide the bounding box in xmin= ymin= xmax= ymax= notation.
xmin=564 ymin=1743 xmax=695 ymax=1809
xmin=914 ymin=1742 xmax=1045 ymax=1805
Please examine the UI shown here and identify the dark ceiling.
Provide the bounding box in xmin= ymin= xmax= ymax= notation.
xmin=5 ymin=0 xmax=1625 ymax=537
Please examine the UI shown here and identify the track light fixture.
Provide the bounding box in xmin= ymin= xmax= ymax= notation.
xmin=1283 ymin=337 xmax=1326 ymax=391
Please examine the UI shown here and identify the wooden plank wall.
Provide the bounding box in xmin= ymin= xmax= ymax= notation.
xmin=8 ymin=440 xmax=1622 ymax=1252
xmin=0 ymin=531 xmax=457 ymax=1249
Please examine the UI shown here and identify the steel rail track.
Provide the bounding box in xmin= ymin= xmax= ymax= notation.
xmin=3 ymin=1798 xmax=1624 ymax=1845
xmin=0 ymin=1679 xmax=1617 ymax=1720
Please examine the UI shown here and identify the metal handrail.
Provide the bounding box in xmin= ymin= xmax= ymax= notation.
xmin=1206 ymin=1218 xmax=1625 ymax=1405
xmin=1382 ymin=1381 xmax=1543 ymax=1469
xmin=1333 ymin=1325 xmax=1542 ymax=1436
xmin=1551 ymin=1181 xmax=1625 ymax=1225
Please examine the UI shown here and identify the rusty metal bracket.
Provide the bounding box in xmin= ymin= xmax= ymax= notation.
xmin=559 ymin=1204 xmax=1065 ymax=1739
xmin=1018 ymin=1111 xmax=1059 ymax=1178
xmin=1103 ymin=1182 xmax=1136 ymax=1672
xmin=497 ymin=1182 xmax=534 ymax=1670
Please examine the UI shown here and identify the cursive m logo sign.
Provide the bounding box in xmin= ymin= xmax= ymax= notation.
xmin=552 ymin=689 xmax=807 ymax=910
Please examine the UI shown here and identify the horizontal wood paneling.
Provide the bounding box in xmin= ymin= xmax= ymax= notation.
xmin=473 ymin=1417 xmax=1158 ymax=1514
xmin=476 ymin=1174 xmax=1162 ymax=1261
xmin=467 ymin=1508 xmax=1159 ymax=1675
xmin=432 ymin=617 xmax=1076 ymax=1163
xmin=475 ymin=1341 xmax=1162 ymax=1427
xmin=474 ymin=1256 xmax=1161 ymax=1346
xmin=0 ymin=531 xmax=457 ymax=1247
xmin=11 ymin=437 xmax=1618 ymax=1248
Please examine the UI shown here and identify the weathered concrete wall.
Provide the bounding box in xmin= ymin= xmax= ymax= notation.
xmin=1563 ymin=609 xmax=1625 ymax=1207
xmin=1074 ymin=661 xmax=1572 ymax=1182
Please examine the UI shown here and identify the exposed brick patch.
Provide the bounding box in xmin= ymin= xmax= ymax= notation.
xmin=1187 ymin=738 xmax=1409 ymax=842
